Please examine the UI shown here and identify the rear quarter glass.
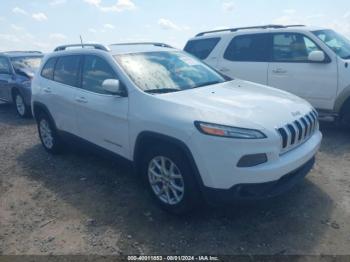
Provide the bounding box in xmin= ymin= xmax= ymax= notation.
xmin=184 ymin=37 xmax=221 ymax=59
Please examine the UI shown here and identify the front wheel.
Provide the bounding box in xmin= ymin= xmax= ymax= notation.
xmin=141 ymin=145 xmax=200 ymax=214
xmin=14 ymin=91 xmax=30 ymax=118
xmin=37 ymin=113 xmax=63 ymax=154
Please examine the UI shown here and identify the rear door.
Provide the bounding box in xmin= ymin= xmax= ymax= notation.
xmin=75 ymin=55 xmax=129 ymax=158
xmin=268 ymin=32 xmax=338 ymax=110
xmin=215 ymin=33 xmax=270 ymax=84
xmin=0 ymin=56 xmax=13 ymax=101
xmin=48 ymin=55 xmax=81 ymax=134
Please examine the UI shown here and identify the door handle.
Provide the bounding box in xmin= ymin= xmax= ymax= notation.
xmin=272 ymin=68 xmax=287 ymax=74
xmin=75 ymin=96 xmax=88 ymax=104
xmin=219 ymin=67 xmax=230 ymax=73
xmin=43 ymin=87 xmax=52 ymax=93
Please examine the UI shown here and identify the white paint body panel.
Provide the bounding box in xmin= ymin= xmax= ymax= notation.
xmin=267 ymin=61 xmax=337 ymax=110
xmin=37 ymin=78 xmax=79 ymax=134
xmin=74 ymin=89 xmax=130 ymax=157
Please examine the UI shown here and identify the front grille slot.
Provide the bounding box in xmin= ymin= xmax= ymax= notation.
xmin=305 ymin=114 xmax=313 ymax=136
xmin=310 ymin=111 xmax=316 ymax=122
xmin=287 ymin=124 xmax=296 ymax=145
xmin=300 ymin=117 xmax=308 ymax=138
xmin=294 ymin=120 xmax=303 ymax=141
xmin=277 ymin=128 xmax=288 ymax=148
xmin=276 ymin=111 xmax=318 ymax=154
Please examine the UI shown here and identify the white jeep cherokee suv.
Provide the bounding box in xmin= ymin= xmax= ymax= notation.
xmin=185 ymin=25 xmax=350 ymax=126
xmin=31 ymin=43 xmax=322 ymax=213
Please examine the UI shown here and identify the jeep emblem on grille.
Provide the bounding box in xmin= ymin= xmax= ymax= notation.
xmin=291 ymin=111 xmax=302 ymax=117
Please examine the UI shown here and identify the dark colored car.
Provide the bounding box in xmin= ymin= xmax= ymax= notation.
xmin=0 ymin=51 xmax=43 ymax=117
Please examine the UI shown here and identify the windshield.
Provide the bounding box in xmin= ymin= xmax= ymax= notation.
xmin=10 ymin=56 xmax=43 ymax=71
xmin=115 ymin=51 xmax=226 ymax=94
xmin=312 ymin=30 xmax=350 ymax=59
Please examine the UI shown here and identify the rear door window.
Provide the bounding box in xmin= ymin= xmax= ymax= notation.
xmin=41 ymin=57 xmax=57 ymax=80
xmin=54 ymin=56 xmax=81 ymax=87
xmin=224 ymin=34 xmax=270 ymax=62
xmin=184 ymin=38 xmax=221 ymax=59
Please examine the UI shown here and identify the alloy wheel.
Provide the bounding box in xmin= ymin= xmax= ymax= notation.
xmin=15 ymin=94 xmax=25 ymax=116
xmin=39 ymin=119 xmax=54 ymax=149
xmin=148 ymin=156 xmax=185 ymax=205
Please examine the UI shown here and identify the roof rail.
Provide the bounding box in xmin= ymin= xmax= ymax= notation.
xmin=1 ymin=51 xmax=43 ymax=54
xmin=195 ymin=24 xmax=306 ymax=37
xmin=110 ymin=42 xmax=173 ymax=48
xmin=54 ymin=44 xmax=110 ymax=52
xmin=284 ymin=24 xmax=306 ymax=28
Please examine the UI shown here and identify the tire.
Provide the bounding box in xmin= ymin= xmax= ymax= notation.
xmin=141 ymin=145 xmax=200 ymax=214
xmin=340 ymin=99 xmax=350 ymax=129
xmin=37 ymin=112 xmax=63 ymax=154
xmin=13 ymin=91 xmax=30 ymax=118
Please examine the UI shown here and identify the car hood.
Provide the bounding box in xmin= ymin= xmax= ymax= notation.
xmin=159 ymin=80 xmax=313 ymax=130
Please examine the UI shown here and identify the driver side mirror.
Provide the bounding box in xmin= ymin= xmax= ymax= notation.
xmin=308 ymin=50 xmax=326 ymax=62
xmin=102 ymin=79 xmax=127 ymax=97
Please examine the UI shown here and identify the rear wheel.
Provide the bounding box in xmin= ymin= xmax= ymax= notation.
xmin=13 ymin=91 xmax=30 ymax=118
xmin=141 ymin=145 xmax=200 ymax=214
xmin=37 ymin=112 xmax=63 ymax=154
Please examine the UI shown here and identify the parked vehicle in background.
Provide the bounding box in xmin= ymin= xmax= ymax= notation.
xmin=0 ymin=51 xmax=43 ymax=117
xmin=185 ymin=25 xmax=350 ymax=127
xmin=31 ymin=43 xmax=321 ymax=214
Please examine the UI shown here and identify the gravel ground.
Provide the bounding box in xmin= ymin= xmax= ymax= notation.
xmin=0 ymin=102 xmax=350 ymax=256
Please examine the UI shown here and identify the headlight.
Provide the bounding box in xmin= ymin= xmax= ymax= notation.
xmin=194 ymin=121 xmax=266 ymax=139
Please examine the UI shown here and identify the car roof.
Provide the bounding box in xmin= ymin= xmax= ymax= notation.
xmin=109 ymin=44 xmax=175 ymax=55
xmin=189 ymin=25 xmax=329 ymax=40
xmin=49 ymin=43 xmax=176 ymax=57
xmin=0 ymin=51 xmax=43 ymax=58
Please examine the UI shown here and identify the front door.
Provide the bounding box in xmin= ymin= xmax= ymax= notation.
xmin=268 ymin=32 xmax=338 ymax=110
xmin=75 ymin=55 xmax=129 ymax=158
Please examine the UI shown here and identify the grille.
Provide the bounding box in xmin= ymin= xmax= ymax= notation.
xmin=277 ymin=110 xmax=319 ymax=153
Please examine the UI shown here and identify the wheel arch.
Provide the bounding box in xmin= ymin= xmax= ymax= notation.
xmin=339 ymin=97 xmax=350 ymax=126
xmin=340 ymin=96 xmax=350 ymax=112
xmin=334 ymin=85 xmax=350 ymax=113
xmin=32 ymin=102 xmax=57 ymax=129
xmin=133 ymin=131 xmax=204 ymax=188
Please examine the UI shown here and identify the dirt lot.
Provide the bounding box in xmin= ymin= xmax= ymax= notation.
xmin=0 ymin=102 xmax=350 ymax=256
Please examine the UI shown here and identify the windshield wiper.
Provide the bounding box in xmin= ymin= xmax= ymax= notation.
xmin=145 ymin=88 xmax=181 ymax=94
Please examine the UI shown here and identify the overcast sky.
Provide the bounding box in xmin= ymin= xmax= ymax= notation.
xmin=0 ymin=0 xmax=350 ymax=52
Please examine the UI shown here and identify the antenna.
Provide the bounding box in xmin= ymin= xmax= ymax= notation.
xmin=80 ymin=35 xmax=84 ymax=48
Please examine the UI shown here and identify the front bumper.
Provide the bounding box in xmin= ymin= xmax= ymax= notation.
xmin=202 ymin=156 xmax=315 ymax=204
xmin=189 ymin=129 xmax=322 ymax=189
